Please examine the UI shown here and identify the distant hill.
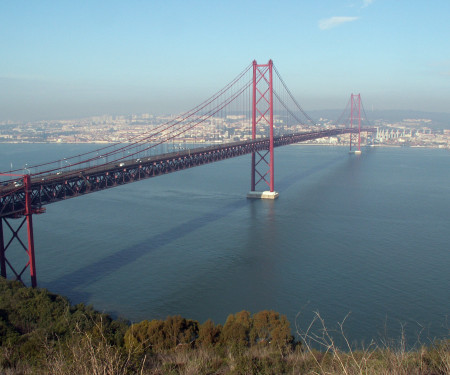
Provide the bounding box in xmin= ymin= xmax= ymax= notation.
xmin=307 ymin=109 xmax=450 ymax=129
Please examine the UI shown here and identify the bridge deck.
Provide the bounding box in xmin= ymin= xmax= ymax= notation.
xmin=1 ymin=127 xmax=375 ymax=218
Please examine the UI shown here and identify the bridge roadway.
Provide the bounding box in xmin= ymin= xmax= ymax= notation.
xmin=0 ymin=127 xmax=375 ymax=218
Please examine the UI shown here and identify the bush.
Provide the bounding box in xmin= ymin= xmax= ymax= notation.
xmin=0 ymin=278 xmax=127 ymax=370
xmin=197 ymin=319 xmax=222 ymax=348
xmin=221 ymin=310 xmax=252 ymax=349
xmin=124 ymin=315 xmax=198 ymax=354
xmin=251 ymin=310 xmax=294 ymax=350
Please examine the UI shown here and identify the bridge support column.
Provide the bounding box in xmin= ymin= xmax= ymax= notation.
xmin=0 ymin=216 xmax=37 ymax=287
xmin=24 ymin=175 xmax=37 ymax=287
xmin=248 ymin=59 xmax=279 ymax=200
xmin=0 ymin=219 xmax=6 ymax=278
xmin=0 ymin=175 xmax=38 ymax=287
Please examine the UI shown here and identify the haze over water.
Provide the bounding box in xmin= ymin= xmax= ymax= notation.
xmin=1 ymin=144 xmax=449 ymax=345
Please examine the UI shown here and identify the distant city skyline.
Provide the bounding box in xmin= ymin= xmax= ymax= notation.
xmin=1 ymin=0 xmax=449 ymax=121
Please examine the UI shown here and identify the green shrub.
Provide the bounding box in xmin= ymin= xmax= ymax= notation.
xmin=124 ymin=315 xmax=199 ymax=354
xmin=0 ymin=278 xmax=127 ymax=370
xmin=197 ymin=319 xmax=222 ymax=348
xmin=251 ymin=310 xmax=294 ymax=350
xmin=221 ymin=310 xmax=252 ymax=349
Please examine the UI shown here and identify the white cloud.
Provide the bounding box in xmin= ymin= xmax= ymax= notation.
xmin=362 ymin=0 xmax=374 ymax=8
xmin=318 ymin=16 xmax=359 ymax=30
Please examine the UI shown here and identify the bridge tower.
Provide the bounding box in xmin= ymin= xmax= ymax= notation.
xmin=349 ymin=93 xmax=362 ymax=155
xmin=247 ymin=60 xmax=279 ymax=199
xmin=0 ymin=174 xmax=42 ymax=287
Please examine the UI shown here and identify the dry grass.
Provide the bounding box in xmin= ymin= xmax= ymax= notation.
xmin=293 ymin=311 xmax=450 ymax=375
xmin=2 ymin=312 xmax=448 ymax=374
xmin=6 ymin=338 xmax=449 ymax=375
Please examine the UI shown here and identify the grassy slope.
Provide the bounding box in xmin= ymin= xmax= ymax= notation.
xmin=0 ymin=278 xmax=448 ymax=374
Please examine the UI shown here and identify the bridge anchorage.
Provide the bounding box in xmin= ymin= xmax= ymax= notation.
xmin=0 ymin=60 xmax=375 ymax=287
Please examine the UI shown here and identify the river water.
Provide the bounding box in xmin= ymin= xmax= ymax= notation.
xmin=1 ymin=143 xmax=449 ymax=346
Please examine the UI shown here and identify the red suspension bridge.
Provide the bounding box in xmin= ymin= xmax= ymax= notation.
xmin=0 ymin=60 xmax=375 ymax=287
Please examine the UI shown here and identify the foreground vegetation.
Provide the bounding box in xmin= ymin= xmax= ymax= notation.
xmin=0 ymin=278 xmax=448 ymax=374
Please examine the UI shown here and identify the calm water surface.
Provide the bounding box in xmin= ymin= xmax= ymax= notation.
xmin=1 ymin=143 xmax=449 ymax=345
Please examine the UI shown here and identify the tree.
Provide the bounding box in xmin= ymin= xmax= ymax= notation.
xmin=221 ymin=310 xmax=251 ymax=348
xmin=197 ymin=319 xmax=222 ymax=348
xmin=251 ymin=310 xmax=293 ymax=349
xmin=124 ymin=315 xmax=198 ymax=354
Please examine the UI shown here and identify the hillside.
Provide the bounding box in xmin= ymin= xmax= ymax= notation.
xmin=0 ymin=278 xmax=448 ymax=374
xmin=309 ymin=109 xmax=450 ymax=129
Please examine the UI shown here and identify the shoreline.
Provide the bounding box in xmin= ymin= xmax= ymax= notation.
xmin=0 ymin=141 xmax=448 ymax=150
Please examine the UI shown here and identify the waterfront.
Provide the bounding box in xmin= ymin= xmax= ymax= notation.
xmin=1 ymin=144 xmax=449 ymax=345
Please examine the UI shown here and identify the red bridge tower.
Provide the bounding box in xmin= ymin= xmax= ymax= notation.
xmin=247 ymin=60 xmax=279 ymax=199
xmin=349 ymin=93 xmax=362 ymax=155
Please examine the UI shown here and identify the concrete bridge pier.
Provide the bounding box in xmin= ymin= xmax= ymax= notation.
xmin=247 ymin=191 xmax=279 ymax=200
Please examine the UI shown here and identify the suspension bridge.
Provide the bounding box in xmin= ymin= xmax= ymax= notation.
xmin=0 ymin=60 xmax=375 ymax=287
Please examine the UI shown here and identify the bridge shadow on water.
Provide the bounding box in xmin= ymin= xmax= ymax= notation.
xmin=43 ymin=153 xmax=348 ymax=306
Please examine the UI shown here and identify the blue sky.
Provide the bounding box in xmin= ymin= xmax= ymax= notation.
xmin=1 ymin=0 xmax=449 ymax=121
